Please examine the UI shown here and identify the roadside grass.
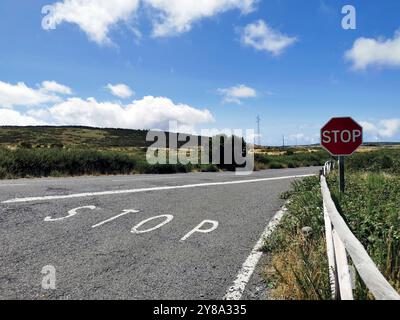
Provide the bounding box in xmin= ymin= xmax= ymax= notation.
xmin=328 ymin=172 xmax=400 ymax=294
xmin=255 ymin=150 xmax=330 ymax=170
xmin=262 ymin=148 xmax=400 ymax=300
xmin=0 ymin=147 xmax=221 ymax=179
xmin=0 ymin=145 xmax=329 ymax=179
xmin=262 ymin=176 xmax=332 ymax=300
xmin=0 ymin=126 xmax=332 ymax=179
xmin=346 ymin=148 xmax=400 ymax=174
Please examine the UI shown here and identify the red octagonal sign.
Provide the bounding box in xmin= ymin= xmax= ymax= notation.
xmin=321 ymin=117 xmax=363 ymax=156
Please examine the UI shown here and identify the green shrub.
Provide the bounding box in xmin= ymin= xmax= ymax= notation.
xmin=287 ymin=161 xmax=297 ymax=168
xmin=0 ymin=167 xmax=7 ymax=179
xmin=346 ymin=149 xmax=400 ymax=174
xmin=0 ymin=148 xmax=140 ymax=178
xmin=200 ymin=164 xmax=219 ymax=172
xmin=269 ymin=162 xmax=286 ymax=169
xmin=255 ymin=154 xmax=271 ymax=164
xmin=328 ymin=172 xmax=400 ymax=294
xmin=255 ymin=150 xmax=330 ymax=170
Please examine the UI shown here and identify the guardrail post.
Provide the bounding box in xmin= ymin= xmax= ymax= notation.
xmin=323 ymin=203 xmax=338 ymax=299
xmin=332 ymin=229 xmax=354 ymax=300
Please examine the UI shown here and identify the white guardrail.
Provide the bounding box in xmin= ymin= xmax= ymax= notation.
xmin=321 ymin=161 xmax=400 ymax=300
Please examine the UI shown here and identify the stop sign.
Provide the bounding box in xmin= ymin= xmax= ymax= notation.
xmin=321 ymin=117 xmax=363 ymax=156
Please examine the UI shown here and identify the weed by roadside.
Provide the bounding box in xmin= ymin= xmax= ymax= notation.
xmin=263 ymin=149 xmax=400 ymax=300
xmin=262 ymin=176 xmax=332 ymax=300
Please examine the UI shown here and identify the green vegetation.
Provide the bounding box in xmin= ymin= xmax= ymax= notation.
xmin=263 ymin=148 xmax=400 ymax=300
xmin=263 ymin=176 xmax=332 ymax=300
xmin=346 ymin=148 xmax=400 ymax=174
xmin=0 ymin=126 xmax=330 ymax=179
xmin=255 ymin=150 xmax=330 ymax=170
xmin=0 ymin=126 xmax=150 ymax=149
xmin=0 ymin=147 xmax=222 ymax=179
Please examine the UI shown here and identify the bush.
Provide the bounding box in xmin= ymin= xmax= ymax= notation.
xmin=255 ymin=150 xmax=330 ymax=170
xmin=200 ymin=164 xmax=219 ymax=172
xmin=346 ymin=149 xmax=400 ymax=174
xmin=287 ymin=162 xmax=297 ymax=168
xmin=0 ymin=167 xmax=7 ymax=179
xmin=0 ymin=148 xmax=141 ymax=178
xmin=255 ymin=154 xmax=271 ymax=165
xmin=269 ymin=162 xmax=286 ymax=169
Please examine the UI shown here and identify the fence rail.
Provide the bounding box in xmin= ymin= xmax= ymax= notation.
xmin=321 ymin=162 xmax=400 ymax=300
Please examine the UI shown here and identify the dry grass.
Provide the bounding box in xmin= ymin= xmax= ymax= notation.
xmin=262 ymin=177 xmax=332 ymax=300
xmin=264 ymin=232 xmax=330 ymax=300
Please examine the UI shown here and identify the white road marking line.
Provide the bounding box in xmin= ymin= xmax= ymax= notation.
xmin=111 ymin=173 xmax=237 ymax=182
xmin=92 ymin=209 xmax=139 ymax=228
xmin=111 ymin=176 xmax=186 ymax=182
xmin=2 ymin=174 xmax=315 ymax=204
xmin=224 ymin=205 xmax=288 ymax=300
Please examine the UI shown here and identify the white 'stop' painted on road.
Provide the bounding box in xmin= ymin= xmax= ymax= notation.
xmin=2 ymin=174 xmax=315 ymax=204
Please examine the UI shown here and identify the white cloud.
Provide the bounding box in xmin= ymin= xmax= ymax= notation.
xmin=7 ymin=96 xmax=214 ymax=133
xmin=106 ymin=83 xmax=134 ymax=99
xmin=41 ymin=81 xmax=72 ymax=95
xmin=144 ymin=0 xmax=257 ymax=37
xmin=42 ymin=0 xmax=141 ymax=44
xmin=0 ymin=81 xmax=60 ymax=108
xmin=361 ymin=119 xmax=400 ymax=140
xmin=345 ymin=30 xmax=400 ymax=70
xmin=240 ymin=20 xmax=297 ymax=56
xmin=0 ymin=78 xmax=213 ymax=133
xmin=0 ymin=109 xmax=47 ymax=126
xmin=42 ymin=0 xmax=258 ymax=43
xmin=217 ymin=84 xmax=257 ymax=104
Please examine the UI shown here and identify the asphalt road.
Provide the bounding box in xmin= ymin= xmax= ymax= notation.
xmin=0 ymin=167 xmax=318 ymax=300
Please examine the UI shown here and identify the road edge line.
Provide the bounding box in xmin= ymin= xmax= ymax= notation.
xmin=223 ymin=204 xmax=289 ymax=300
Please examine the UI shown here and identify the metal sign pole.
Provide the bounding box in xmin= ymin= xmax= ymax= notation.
xmin=339 ymin=156 xmax=345 ymax=194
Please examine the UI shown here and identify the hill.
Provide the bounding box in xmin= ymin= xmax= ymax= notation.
xmin=0 ymin=126 xmax=150 ymax=149
xmin=0 ymin=126 xmax=205 ymax=150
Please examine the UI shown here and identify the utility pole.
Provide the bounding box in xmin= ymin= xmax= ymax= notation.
xmin=282 ymin=135 xmax=285 ymax=148
xmin=256 ymin=115 xmax=261 ymax=146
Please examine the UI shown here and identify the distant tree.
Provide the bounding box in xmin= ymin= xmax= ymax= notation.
xmin=286 ymin=150 xmax=294 ymax=156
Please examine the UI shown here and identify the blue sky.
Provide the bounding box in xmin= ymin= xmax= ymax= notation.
xmin=0 ymin=0 xmax=400 ymax=145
